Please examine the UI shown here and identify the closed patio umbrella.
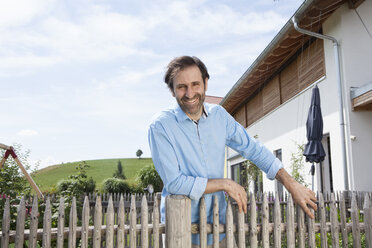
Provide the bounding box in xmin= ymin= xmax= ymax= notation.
xmin=303 ymin=85 xmax=326 ymax=191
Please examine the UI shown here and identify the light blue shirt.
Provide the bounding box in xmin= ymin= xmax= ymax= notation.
xmin=148 ymin=103 xmax=282 ymax=245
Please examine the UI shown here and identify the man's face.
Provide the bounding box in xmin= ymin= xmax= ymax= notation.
xmin=172 ymin=65 xmax=208 ymax=120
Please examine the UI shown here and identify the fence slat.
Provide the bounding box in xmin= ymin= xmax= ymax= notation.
xmin=81 ymin=196 xmax=90 ymax=248
xmin=330 ymin=193 xmax=340 ymax=248
xmin=296 ymin=205 xmax=305 ymax=248
xmin=141 ymin=195 xmax=149 ymax=248
xmin=200 ymin=197 xmax=207 ymax=248
xmin=130 ymin=195 xmax=137 ymax=248
xmin=237 ymin=203 xmax=245 ymax=248
xmin=1 ymin=198 xmax=10 ymax=248
xmin=68 ymin=197 xmax=77 ymax=248
xmin=93 ymin=195 xmax=102 ymax=248
xmin=166 ymin=195 xmax=191 ymax=248
xmin=212 ymin=196 xmax=220 ymax=248
xmin=117 ymin=195 xmax=125 ymax=248
xmin=273 ymin=194 xmax=281 ymax=248
xmin=286 ymin=194 xmax=295 ymax=248
xmin=351 ymin=193 xmax=361 ymax=247
xmin=57 ymin=197 xmax=65 ymax=248
xmin=153 ymin=196 xmax=160 ymax=248
xmin=42 ymin=197 xmax=51 ymax=248
xmin=340 ymin=193 xmax=348 ymax=248
xmin=226 ymin=200 xmax=234 ymax=248
xmin=308 ymin=208 xmax=316 ymax=248
xmin=250 ymin=194 xmax=257 ymax=248
xmin=364 ymin=193 xmax=372 ymax=248
xmin=29 ymin=196 xmax=38 ymax=248
xmin=14 ymin=197 xmax=26 ymax=248
xmin=106 ymin=196 xmax=114 ymax=248
xmin=319 ymin=193 xmax=327 ymax=248
xmin=261 ymin=193 xmax=269 ymax=248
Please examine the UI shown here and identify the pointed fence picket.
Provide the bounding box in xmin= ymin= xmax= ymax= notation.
xmin=1 ymin=191 xmax=371 ymax=247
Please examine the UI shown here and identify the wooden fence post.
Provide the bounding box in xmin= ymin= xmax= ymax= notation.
xmin=106 ymin=196 xmax=114 ymax=248
xmin=117 ymin=195 xmax=125 ymax=248
xmin=319 ymin=193 xmax=327 ymax=248
xmin=351 ymin=193 xmax=361 ymax=247
xmin=29 ymin=196 xmax=39 ymax=248
xmin=286 ymin=194 xmax=295 ymax=248
xmin=166 ymin=195 xmax=191 ymax=248
xmin=153 ymin=196 xmax=160 ymax=248
xmin=93 ymin=195 xmax=102 ymax=248
xmin=42 ymin=197 xmax=51 ymax=248
xmin=330 ymin=193 xmax=340 ymax=248
xmin=261 ymin=193 xmax=269 ymax=248
xmin=213 ymin=196 xmax=220 ymax=248
xmin=364 ymin=193 xmax=372 ymax=247
xmin=57 ymin=197 xmax=65 ymax=248
xmin=68 ymin=197 xmax=77 ymax=248
xmin=1 ymin=198 xmax=10 ymax=248
xmin=200 ymin=197 xmax=207 ymax=248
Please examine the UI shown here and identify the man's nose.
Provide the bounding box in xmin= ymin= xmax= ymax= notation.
xmin=185 ymin=87 xmax=195 ymax=98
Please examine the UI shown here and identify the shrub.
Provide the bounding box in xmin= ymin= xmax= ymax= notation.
xmin=136 ymin=164 xmax=163 ymax=193
xmin=102 ymin=178 xmax=131 ymax=194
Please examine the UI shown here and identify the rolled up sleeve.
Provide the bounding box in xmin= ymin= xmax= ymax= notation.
xmin=224 ymin=107 xmax=283 ymax=180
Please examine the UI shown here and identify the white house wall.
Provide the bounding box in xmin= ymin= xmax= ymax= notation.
xmin=227 ymin=0 xmax=372 ymax=192
xmin=322 ymin=0 xmax=372 ymax=191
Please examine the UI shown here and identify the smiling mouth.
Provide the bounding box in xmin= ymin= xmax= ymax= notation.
xmin=183 ymin=96 xmax=199 ymax=104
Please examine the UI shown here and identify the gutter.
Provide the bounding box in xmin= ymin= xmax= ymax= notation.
xmin=292 ymin=15 xmax=350 ymax=190
xmin=221 ymin=0 xmax=316 ymax=107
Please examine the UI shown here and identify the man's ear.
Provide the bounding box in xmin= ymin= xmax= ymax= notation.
xmin=204 ymin=77 xmax=208 ymax=92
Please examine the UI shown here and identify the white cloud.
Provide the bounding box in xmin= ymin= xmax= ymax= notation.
xmin=17 ymin=129 xmax=39 ymax=137
xmin=0 ymin=0 xmax=53 ymax=28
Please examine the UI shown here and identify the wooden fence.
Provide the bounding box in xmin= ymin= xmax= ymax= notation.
xmin=1 ymin=191 xmax=372 ymax=247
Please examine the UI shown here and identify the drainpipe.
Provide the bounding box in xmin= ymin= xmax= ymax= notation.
xmin=292 ymin=16 xmax=350 ymax=191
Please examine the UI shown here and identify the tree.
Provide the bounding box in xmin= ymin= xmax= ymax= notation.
xmin=56 ymin=161 xmax=96 ymax=197
xmin=0 ymin=144 xmax=33 ymax=229
xmin=113 ymin=160 xmax=126 ymax=179
xmin=0 ymin=144 xmax=32 ymax=197
xmin=136 ymin=149 xmax=143 ymax=159
xmin=136 ymin=164 xmax=163 ymax=193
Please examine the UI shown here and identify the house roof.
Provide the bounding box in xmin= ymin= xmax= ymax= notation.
xmin=221 ymin=0 xmax=350 ymax=114
xmin=205 ymin=95 xmax=223 ymax=104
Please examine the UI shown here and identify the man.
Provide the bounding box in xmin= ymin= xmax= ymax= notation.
xmin=148 ymin=56 xmax=317 ymax=247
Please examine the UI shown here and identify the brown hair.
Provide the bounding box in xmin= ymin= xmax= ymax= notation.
xmin=164 ymin=56 xmax=210 ymax=91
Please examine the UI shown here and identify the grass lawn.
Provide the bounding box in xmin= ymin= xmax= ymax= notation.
xmin=32 ymin=158 xmax=153 ymax=192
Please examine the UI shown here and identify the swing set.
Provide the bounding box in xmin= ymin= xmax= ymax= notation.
xmin=0 ymin=143 xmax=43 ymax=199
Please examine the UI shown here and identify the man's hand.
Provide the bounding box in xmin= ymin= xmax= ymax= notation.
xmin=275 ymin=168 xmax=317 ymax=219
xmin=205 ymin=178 xmax=248 ymax=213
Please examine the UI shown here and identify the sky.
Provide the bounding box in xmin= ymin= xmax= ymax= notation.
xmin=0 ymin=0 xmax=304 ymax=170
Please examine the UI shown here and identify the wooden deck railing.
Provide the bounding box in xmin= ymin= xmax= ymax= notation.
xmin=1 ymin=191 xmax=371 ymax=247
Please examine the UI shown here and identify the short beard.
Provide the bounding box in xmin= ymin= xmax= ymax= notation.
xmin=177 ymin=93 xmax=205 ymax=118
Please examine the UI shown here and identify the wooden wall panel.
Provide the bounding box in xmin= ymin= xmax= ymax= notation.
xmin=280 ymin=57 xmax=299 ymax=103
xmin=262 ymin=75 xmax=281 ymax=115
xmin=246 ymin=92 xmax=263 ymax=126
xmin=233 ymin=106 xmax=246 ymax=127
xmin=238 ymin=39 xmax=325 ymax=128
xmin=297 ymin=40 xmax=325 ymax=90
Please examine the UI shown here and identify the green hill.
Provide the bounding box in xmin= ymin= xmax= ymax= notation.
xmin=32 ymin=158 xmax=153 ymax=192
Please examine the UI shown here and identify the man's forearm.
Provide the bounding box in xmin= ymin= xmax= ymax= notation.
xmin=204 ymin=178 xmax=248 ymax=213
xmin=275 ymin=168 xmax=297 ymax=192
xmin=275 ymin=167 xmax=317 ymax=219
xmin=204 ymin=178 xmax=228 ymax=194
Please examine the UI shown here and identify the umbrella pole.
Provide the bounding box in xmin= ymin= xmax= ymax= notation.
xmin=311 ymin=162 xmax=315 ymax=192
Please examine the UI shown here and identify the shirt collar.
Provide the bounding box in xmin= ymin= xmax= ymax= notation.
xmin=175 ymin=103 xmax=210 ymax=123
